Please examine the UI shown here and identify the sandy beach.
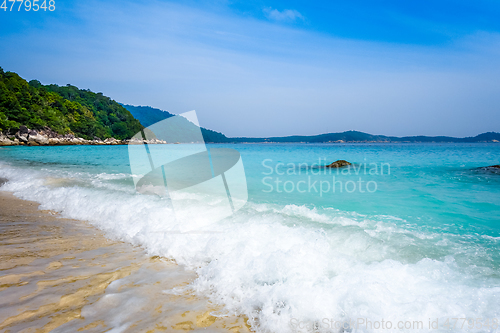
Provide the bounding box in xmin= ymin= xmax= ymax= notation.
xmin=0 ymin=190 xmax=250 ymax=332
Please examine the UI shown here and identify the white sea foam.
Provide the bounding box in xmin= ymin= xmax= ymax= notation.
xmin=0 ymin=162 xmax=499 ymax=333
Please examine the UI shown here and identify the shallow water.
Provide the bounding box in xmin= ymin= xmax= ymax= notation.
xmin=1 ymin=143 xmax=499 ymax=332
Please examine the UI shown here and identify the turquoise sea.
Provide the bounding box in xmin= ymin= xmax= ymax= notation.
xmin=1 ymin=143 xmax=499 ymax=332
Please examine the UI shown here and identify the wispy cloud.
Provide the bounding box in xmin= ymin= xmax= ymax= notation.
xmin=263 ymin=7 xmax=304 ymax=22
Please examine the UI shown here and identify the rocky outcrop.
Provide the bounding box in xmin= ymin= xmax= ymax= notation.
xmin=1 ymin=126 xmax=168 ymax=146
xmin=15 ymin=126 xmax=28 ymax=143
xmin=325 ymin=160 xmax=352 ymax=168
xmin=19 ymin=125 xmax=29 ymax=135
xmin=0 ymin=133 xmax=16 ymax=146
xmin=488 ymin=165 xmax=500 ymax=169
xmin=28 ymin=132 xmax=49 ymax=145
xmin=126 ymin=137 xmax=168 ymax=145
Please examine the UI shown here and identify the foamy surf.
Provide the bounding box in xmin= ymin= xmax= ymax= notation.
xmin=1 ymin=157 xmax=499 ymax=333
xmin=0 ymin=191 xmax=251 ymax=332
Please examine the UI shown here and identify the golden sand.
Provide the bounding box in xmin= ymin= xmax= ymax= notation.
xmin=0 ymin=191 xmax=251 ymax=332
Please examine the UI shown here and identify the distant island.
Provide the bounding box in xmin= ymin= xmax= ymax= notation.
xmin=230 ymin=130 xmax=500 ymax=143
xmin=1 ymin=67 xmax=498 ymax=145
xmin=124 ymin=104 xmax=499 ymax=144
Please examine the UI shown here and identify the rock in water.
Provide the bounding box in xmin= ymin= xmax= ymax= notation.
xmin=478 ymin=165 xmax=500 ymax=173
xmin=326 ymin=160 xmax=351 ymax=168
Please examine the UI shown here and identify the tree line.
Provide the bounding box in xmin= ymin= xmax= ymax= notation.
xmin=0 ymin=67 xmax=143 ymax=140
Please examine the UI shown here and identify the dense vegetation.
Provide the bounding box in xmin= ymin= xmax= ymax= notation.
xmin=123 ymin=104 xmax=230 ymax=143
xmin=0 ymin=67 xmax=143 ymax=140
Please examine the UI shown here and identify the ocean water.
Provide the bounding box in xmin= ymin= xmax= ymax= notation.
xmin=1 ymin=143 xmax=500 ymax=332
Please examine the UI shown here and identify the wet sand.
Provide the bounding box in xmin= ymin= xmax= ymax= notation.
xmin=0 ymin=191 xmax=251 ymax=332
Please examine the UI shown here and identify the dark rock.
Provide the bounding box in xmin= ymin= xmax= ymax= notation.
xmin=15 ymin=132 xmax=28 ymax=143
xmin=28 ymin=129 xmax=38 ymax=136
xmin=326 ymin=160 xmax=352 ymax=168
xmin=478 ymin=165 xmax=500 ymax=173
xmin=41 ymin=126 xmax=59 ymax=138
xmin=19 ymin=125 xmax=29 ymax=135
xmin=6 ymin=128 xmax=17 ymax=136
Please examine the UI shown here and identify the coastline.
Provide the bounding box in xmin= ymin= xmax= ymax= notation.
xmin=2 ymin=126 xmax=499 ymax=147
xmin=2 ymin=140 xmax=499 ymax=147
xmin=0 ymin=125 xmax=171 ymax=147
xmin=0 ymin=190 xmax=251 ymax=332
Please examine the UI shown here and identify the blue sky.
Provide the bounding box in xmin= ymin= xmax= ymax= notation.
xmin=1 ymin=0 xmax=499 ymax=137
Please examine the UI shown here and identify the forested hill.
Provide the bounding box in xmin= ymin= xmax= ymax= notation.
xmin=123 ymin=104 xmax=499 ymax=143
xmin=231 ymin=130 xmax=500 ymax=143
xmin=122 ymin=104 xmax=230 ymax=143
xmin=0 ymin=67 xmax=143 ymax=140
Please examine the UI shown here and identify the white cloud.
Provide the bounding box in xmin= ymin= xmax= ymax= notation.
xmin=263 ymin=7 xmax=304 ymax=22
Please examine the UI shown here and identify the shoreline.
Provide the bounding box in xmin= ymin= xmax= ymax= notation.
xmin=0 ymin=139 xmax=499 ymax=147
xmin=2 ymin=126 xmax=499 ymax=147
xmin=0 ymin=136 xmax=167 ymax=147
xmin=0 ymin=125 xmax=169 ymax=147
xmin=0 ymin=190 xmax=251 ymax=332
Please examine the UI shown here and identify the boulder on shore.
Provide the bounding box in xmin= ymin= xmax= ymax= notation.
xmin=18 ymin=125 xmax=29 ymax=135
xmin=2 ymin=125 xmax=169 ymax=146
xmin=28 ymin=133 xmax=49 ymax=145
xmin=325 ymin=160 xmax=352 ymax=168
xmin=0 ymin=133 xmax=15 ymax=146
xmin=15 ymin=131 xmax=28 ymax=143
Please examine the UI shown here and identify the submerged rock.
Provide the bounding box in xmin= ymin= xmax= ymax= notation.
xmin=489 ymin=165 xmax=500 ymax=169
xmin=325 ymin=160 xmax=352 ymax=168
